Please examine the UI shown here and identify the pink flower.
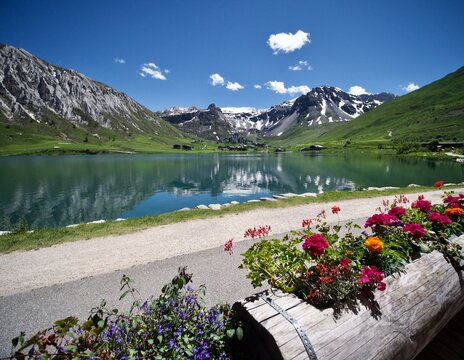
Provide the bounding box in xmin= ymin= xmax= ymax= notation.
xmin=360 ymin=265 xmax=385 ymax=285
xmin=331 ymin=206 xmax=341 ymax=215
xmin=411 ymin=199 xmax=432 ymax=213
xmin=303 ymin=234 xmax=329 ymax=257
xmin=365 ymin=213 xmax=398 ymax=228
xmin=403 ymin=223 xmax=425 ymax=239
xmin=223 ymin=238 xmax=234 ymax=255
xmin=388 ymin=206 xmax=406 ymax=218
xmin=428 ymin=212 xmax=452 ymax=225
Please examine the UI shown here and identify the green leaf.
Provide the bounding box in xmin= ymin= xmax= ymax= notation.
xmin=11 ymin=337 xmax=18 ymax=347
xmin=226 ymin=329 xmax=235 ymax=338
xmin=148 ymin=338 xmax=154 ymax=345
xmin=157 ymin=335 xmax=163 ymax=343
xmin=119 ymin=289 xmax=130 ymax=301
xmin=236 ymin=326 xmax=244 ymax=341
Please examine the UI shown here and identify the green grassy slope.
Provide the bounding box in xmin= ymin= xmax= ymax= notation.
xmin=268 ymin=66 xmax=464 ymax=149
xmin=0 ymin=108 xmax=215 ymax=155
xmin=318 ymin=66 xmax=464 ymax=144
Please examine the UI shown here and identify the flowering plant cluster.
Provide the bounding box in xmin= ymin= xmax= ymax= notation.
xmin=11 ymin=268 xmax=241 ymax=359
xmin=239 ymin=190 xmax=464 ymax=309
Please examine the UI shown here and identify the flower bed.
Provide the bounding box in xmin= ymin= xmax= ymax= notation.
xmin=232 ymin=190 xmax=464 ymax=359
xmin=239 ymin=191 xmax=464 ymax=309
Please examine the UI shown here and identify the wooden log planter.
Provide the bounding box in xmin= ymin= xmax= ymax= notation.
xmin=233 ymin=235 xmax=464 ymax=360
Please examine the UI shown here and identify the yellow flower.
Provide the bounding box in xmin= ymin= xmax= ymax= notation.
xmin=444 ymin=208 xmax=464 ymax=217
xmin=364 ymin=236 xmax=384 ymax=253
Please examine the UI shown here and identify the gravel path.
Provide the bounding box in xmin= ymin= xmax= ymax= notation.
xmin=0 ymin=188 xmax=460 ymax=297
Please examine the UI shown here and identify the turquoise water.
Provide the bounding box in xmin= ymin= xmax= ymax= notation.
xmin=0 ymin=153 xmax=462 ymax=230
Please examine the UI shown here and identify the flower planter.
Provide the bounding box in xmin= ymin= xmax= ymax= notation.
xmin=233 ymin=235 xmax=464 ymax=360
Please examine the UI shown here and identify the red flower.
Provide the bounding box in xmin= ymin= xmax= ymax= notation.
xmin=244 ymin=225 xmax=271 ymax=239
xmin=403 ymin=223 xmax=425 ymax=239
xmin=434 ymin=180 xmax=444 ymax=189
xmin=411 ymin=199 xmax=432 ymax=213
xmin=365 ymin=213 xmax=397 ymax=228
xmin=302 ymin=218 xmax=312 ymax=228
xmin=223 ymin=238 xmax=234 ymax=255
xmin=303 ymin=234 xmax=329 ymax=257
xmin=340 ymin=258 xmax=352 ymax=270
xmin=388 ymin=206 xmax=406 ymax=217
xmin=377 ymin=282 xmax=387 ymax=291
xmin=331 ymin=205 xmax=341 ymax=215
xmin=428 ymin=212 xmax=452 ymax=225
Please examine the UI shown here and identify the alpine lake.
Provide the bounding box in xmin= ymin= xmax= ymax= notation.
xmin=1 ymin=152 xmax=463 ymax=231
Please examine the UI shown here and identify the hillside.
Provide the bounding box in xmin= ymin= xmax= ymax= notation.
xmin=317 ymin=66 xmax=464 ymax=144
xmin=0 ymin=44 xmax=193 ymax=154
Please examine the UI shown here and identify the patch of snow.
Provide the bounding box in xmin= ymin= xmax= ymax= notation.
xmin=277 ymin=132 xmax=283 ymax=136
xmin=321 ymin=99 xmax=327 ymax=116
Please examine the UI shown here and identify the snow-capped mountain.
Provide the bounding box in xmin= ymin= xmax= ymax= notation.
xmin=160 ymin=87 xmax=395 ymax=140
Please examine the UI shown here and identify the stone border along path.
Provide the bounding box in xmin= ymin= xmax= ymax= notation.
xmin=0 ymin=188 xmax=462 ymax=297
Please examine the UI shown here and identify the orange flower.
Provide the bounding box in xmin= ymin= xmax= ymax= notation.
xmin=444 ymin=208 xmax=464 ymax=217
xmin=364 ymin=236 xmax=384 ymax=253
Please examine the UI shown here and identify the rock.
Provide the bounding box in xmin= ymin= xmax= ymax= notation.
xmin=260 ymin=197 xmax=278 ymax=202
xmin=178 ymin=208 xmax=190 ymax=212
xmin=87 ymin=219 xmax=105 ymax=225
xmin=408 ymin=184 xmax=421 ymax=188
xmin=366 ymin=186 xmax=400 ymax=191
xmin=222 ymin=203 xmax=232 ymax=207
xmin=280 ymin=193 xmax=298 ymax=198
xmin=115 ymin=218 xmax=126 ymax=221
xmin=300 ymin=192 xmax=317 ymax=197
xmin=247 ymin=199 xmax=260 ymax=203
xmin=443 ymin=183 xmax=457 ymax=187
xmin=196 ymin=204 xmax=209 ymax=210
xmin=208 ymin=204 xmax=222 ymax=210
xmin=0 ymin=231 xmax=11 ymax=236
xmin=66 ymin=224 xmax=79 ymax=228
xmin=272 ymin=195 xmax=286 ymax=199
xmin=230 ymin=201 xmax=240 ymax=205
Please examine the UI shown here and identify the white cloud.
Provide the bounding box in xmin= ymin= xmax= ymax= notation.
xmin=348 ymin=85 xmax=369 ymax=95
xmin=140 ymin=63 xmax=167 ymax=80
xmin=289 ymin=60 xmax=312 ymax=71
xmin=267 ymin=30 xmax=310 ymax=54
xmin=164 ymin=69 xmax=171 ymax=74
xmin=226 ymin=81 xmax=244 ymax=91
xmin=402 ymin=82 xmax=420 ymax=93
xmin=254 ymin=84 xmax=262 ymax=89
xmin=265 ymin=80 xmax=310 ymax=96
xmin=209 ymin=73 xmax=225 ymax=86
xmin=114 ymin=58 xmax=125 ymax=64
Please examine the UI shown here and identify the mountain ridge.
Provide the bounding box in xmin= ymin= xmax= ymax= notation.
xmin=0 ymin=44 xmax=187 ymax=151
xmin=159 ymin=88 xmax=395 ymax=140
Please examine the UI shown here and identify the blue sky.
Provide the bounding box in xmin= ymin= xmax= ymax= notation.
xmin=1 ymin=0 xmax=463 ymax=111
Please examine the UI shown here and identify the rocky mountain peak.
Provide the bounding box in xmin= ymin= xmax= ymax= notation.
xmin=0 ymin=44 xmax=163 ymax=135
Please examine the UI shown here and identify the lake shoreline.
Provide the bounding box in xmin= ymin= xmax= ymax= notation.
xmin=0 ymin=187 xmax=462 ymax=297
xmin=1 ymin=185 xmax=463 ymax=254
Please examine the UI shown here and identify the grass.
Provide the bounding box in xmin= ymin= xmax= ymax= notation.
xmin=1 ymin=185 xmax=462 ymax=254
xmin=264 ymin=66 xmax=464 ymax=150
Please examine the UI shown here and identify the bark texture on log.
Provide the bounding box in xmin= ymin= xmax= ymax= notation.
xmin=233 ymin=236 xmax=464 ymax=360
